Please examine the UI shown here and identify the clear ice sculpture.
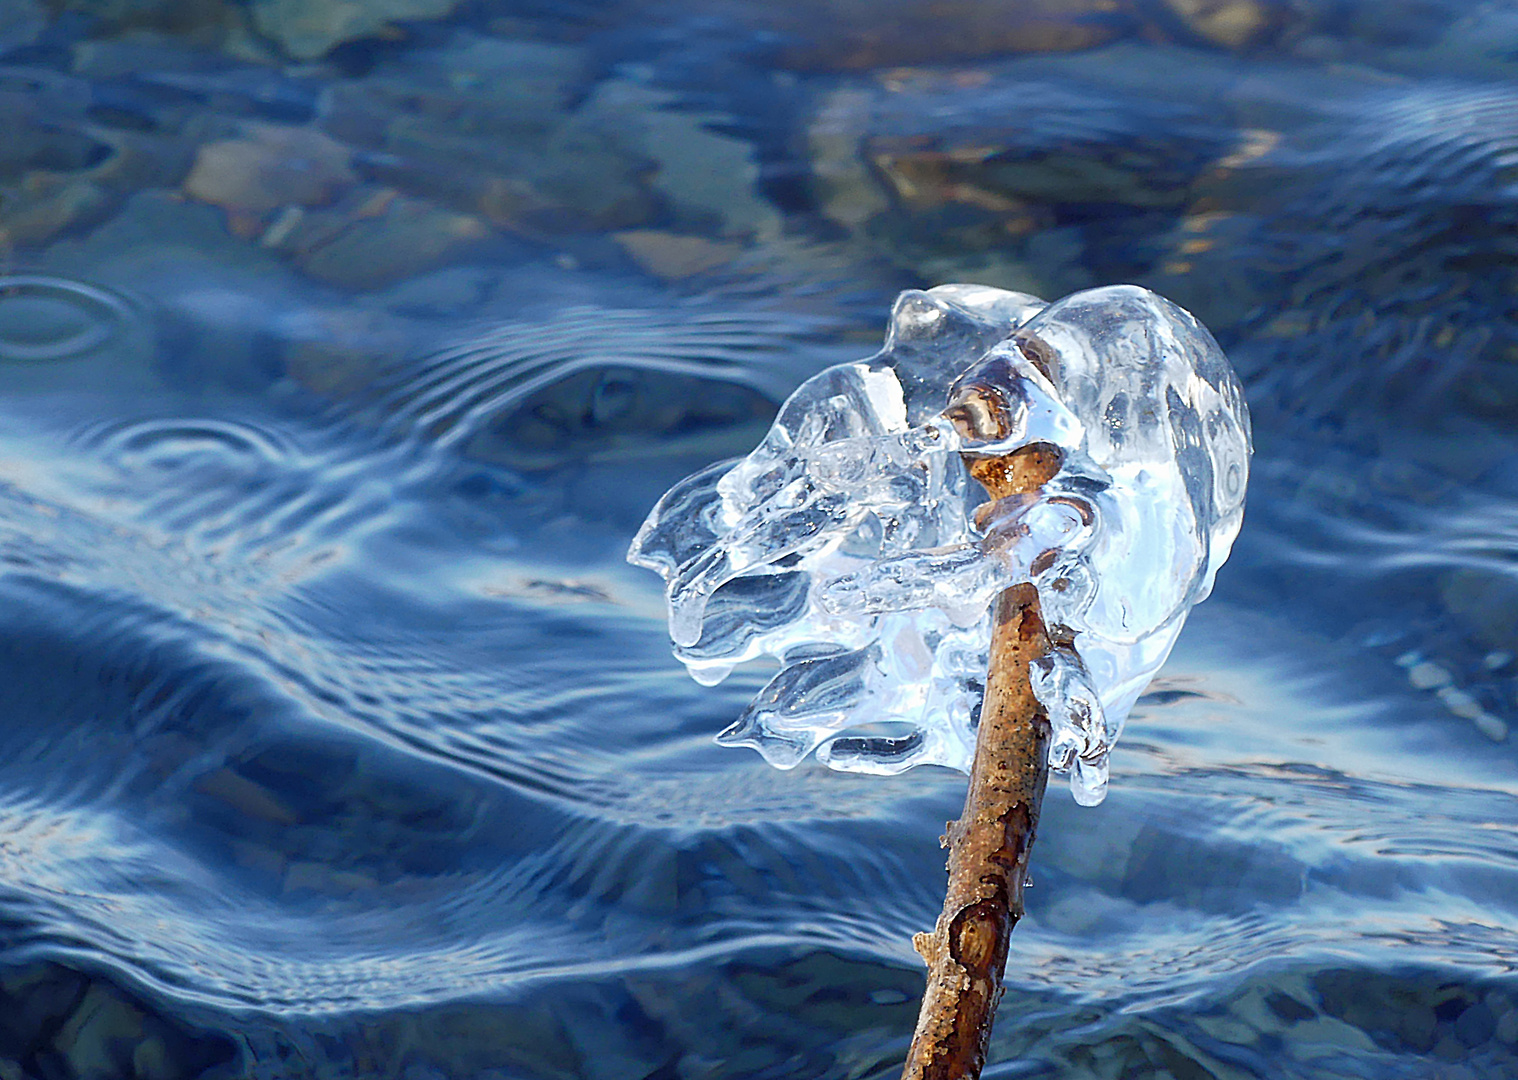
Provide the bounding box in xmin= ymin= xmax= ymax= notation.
xmin=628 ymin=284 xmax=1250 ymax=805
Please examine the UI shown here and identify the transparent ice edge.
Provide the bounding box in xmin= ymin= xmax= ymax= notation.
xmin=629 ymin=283 xmax=1251 ymax=804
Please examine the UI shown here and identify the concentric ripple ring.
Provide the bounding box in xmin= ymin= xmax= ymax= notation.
xmin=0 ymin=274 xmax=130 ymax=363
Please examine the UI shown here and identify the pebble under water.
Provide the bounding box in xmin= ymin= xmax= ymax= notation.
xmin=0 ymin=2 xmax=1516 ymax=1078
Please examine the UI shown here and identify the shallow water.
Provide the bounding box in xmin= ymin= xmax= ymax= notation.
xmin=1 ymin=3 xmax=1516 ymax=1078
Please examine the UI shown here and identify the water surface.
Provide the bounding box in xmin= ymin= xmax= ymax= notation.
xmin=0 ymin=2 xmax=1515 ymax=1077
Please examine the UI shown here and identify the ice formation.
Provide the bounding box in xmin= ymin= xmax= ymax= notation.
xmin=628 ymin=284 xmax=1250 ymax=805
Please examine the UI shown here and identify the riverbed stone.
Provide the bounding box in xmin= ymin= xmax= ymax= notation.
xmin=53 ymin=985 xmax=147 ymax=1080
xmin=321 ymin=33 xmax=657 ymax=234
xmin=1161 ymin=0 xmax=1280 ymax=49
xmin=51 ymin=0 xmax=250 ymax=45
xmin=184 ymin=122 xmax=356 ymax=219
xmin=804 ymin=61 xmax=1229 ymax=290
xmin=281 ymin=305 xmax=411 ymax=398
xmin=0 ymin=964 xmax=236 ymax=1080
xmin=614 ymin=230 xmax=742 ymax=280
xmin=252 ymin=0 xmax=458 ymax=60
xmin=0 ymin=96 xmax=204 ymax=249
xmin=0 ymin=176 xmax=112 ymax=249
xmin=269 ymin=187 xmax=493 ymax=290
xmin=1496 ymin=1005 xmax=1518 ymax=1045
xmin=582 ymin=79 xmax=781 ymax=242
xmin=1457 ymin=1002 xmax=1498 ymax=1047
xmin=1441 ymin=568 xmax=1518 ymax=657
xmin=0 ymin=965 xmax=87 ymax=1059
xmin=321 ymin=36 xmax=777 ymax=244
xmin=759 ymin=0 xmax=1137 ymax=69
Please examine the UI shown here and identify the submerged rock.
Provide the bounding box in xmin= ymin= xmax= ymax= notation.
xmin=251 ymin=0 xmax=457 ymax=60
xmin=577 ymin=78 xmax=782 ymax=242
xmin=613 ymin=230 xmax=744 ymax=280
xmin=48 ymin=0 xmax=255 ymax=48
xmin=0 ymin=84 xmax=114 ymax=180
xmin=0 ymin=963 xmax=235 ymax=1080
xmin=0 ymin=176 xmax=112 ymax=249
xmin=54 ymin=985 xmax=149 ymax=1080
xmin=183 ymin=121 xmax=356 ymax=221
xmin=0 ymin=68 xmax=202 ymax=250
xmin=322 ymin=34 xmax=652 ymax=233
xmin=805 ymin=58 xmax=1234 ymax=291
xmin=1159 ymin=0 xmax=1283 ymax=49
xmin=743 ymin=0 xmax=1138 ymax=69
xmin=268 ymin=187 xmax=493 ymax=291
xmin=322 ymin=32 xmax=781 ymax=244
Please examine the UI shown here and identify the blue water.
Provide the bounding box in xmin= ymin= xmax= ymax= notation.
xmin=1 ymin=3 xmax=1517 ymax=1077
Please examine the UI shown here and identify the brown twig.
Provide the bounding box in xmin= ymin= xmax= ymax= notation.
xmin=901 ymin=441 xmax=1062 ymax=1080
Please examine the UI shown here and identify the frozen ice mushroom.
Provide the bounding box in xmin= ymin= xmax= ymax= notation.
xmin=629 ymin=284 xmax=1250 ymax=805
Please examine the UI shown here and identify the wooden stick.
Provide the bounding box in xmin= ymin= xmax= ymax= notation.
xmin=901 ymin=442 xmax=1062 ymax=1080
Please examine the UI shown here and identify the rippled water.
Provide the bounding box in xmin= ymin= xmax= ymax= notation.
xmin=1 ymin=3 xmax=1517 ymax=1078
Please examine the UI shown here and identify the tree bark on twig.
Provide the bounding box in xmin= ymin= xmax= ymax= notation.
xmin=900 ymin=442 xmax=1062 ymax=1080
